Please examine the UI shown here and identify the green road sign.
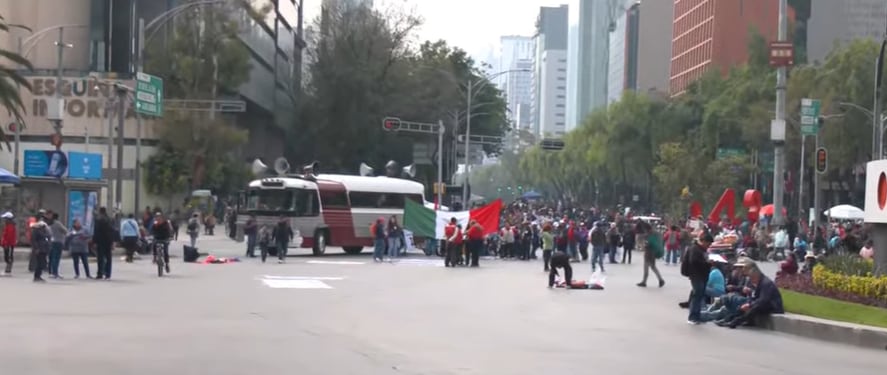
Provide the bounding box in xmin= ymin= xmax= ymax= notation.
xmin=716 ymin=148 xmax=746 ymax=160
xmin=800 ymin=98 xmax=821 ymax=135
xmin=135 ymin=72 xmax=163 ymax=116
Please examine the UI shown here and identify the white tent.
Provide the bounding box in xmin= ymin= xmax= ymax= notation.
xmin=823 ymin=205 xmax=864 ymax=220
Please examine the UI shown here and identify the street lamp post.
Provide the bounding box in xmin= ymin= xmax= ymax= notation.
xmin=461 ymin=69 xmax=530 ymax=206
xmin=838 ymin=101 xmax=887 ymax=160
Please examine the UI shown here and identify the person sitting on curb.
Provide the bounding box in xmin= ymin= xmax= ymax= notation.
xmin=717 ymin=257 xmax=784 ymax=329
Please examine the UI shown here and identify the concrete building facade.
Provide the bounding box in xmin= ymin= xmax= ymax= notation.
xmin=636 ymin=0 xmax=674 ymax=94
xmin=807 ymin=0 xmax=887 ymax=64
xmin=670 ymin=0 xmax=781 ymax=95
xmin=506 ymin=59 xmax=534 ymax=130
xmin=0 ymin=0 xmax=304 ymax=221
xmin=532 ymin=5 xmax=569 ymax=136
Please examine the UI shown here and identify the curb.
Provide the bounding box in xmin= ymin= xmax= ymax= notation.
xmin=766 ymin=313 xmax=887 ymax=351
xmin=10 ymin=248 xmax=128 ymax=262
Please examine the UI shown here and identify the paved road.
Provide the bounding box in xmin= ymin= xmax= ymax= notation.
xmin=0 ymin=237 xmax=882 ymax=374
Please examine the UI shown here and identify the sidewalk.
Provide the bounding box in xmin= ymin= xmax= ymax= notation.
xmin=8 ymin=234 xmax=239 ymax=262
xmin=763 ymin=313 xmax=887 ymax=351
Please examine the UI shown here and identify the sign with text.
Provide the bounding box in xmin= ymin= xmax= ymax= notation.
xmin=769 ymin=41 xmax=794 ymax=67
xmin=23 ymin=150 xmax=68 ymax=178
xmin=800 ymin=98 xmax=821 ymax=135
xmin=67 ymin=151 xmax=103 ymax=180
xmin=67 ymin=190 xmax=98 ymax=233
xmin=135 ymin=72 xmax=163 ymax=116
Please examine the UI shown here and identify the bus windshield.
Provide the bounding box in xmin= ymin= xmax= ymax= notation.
xmin=246 ymin=188 xmax=320 ymax=216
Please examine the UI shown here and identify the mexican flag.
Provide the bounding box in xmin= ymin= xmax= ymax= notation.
xmin=403 ymin=198 xmax=503 ymax=239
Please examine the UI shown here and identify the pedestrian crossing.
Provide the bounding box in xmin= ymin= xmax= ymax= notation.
xmin=259 ymin=275 xmax=344 ymax=289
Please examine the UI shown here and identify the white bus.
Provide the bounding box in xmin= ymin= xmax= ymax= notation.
xmin=236 ymin=174 xmax=425 ymax=255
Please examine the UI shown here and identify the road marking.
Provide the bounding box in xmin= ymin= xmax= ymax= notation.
xmin=260 ymin=275 xmax=345 ymax=280
xmin=393 ymin=259 xmax=444 ymax=267
xmin=262 ymin=279 xmax=332 ymax=289
xmin=306 ymin=260 xmax=366 ymax=265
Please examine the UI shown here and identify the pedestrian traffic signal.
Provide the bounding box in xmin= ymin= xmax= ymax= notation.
xmin=816 ymin=147 xmax=827 ymax=174
xmin=540 ymin=138 xmax=565 ymax=151
xmin=382 ymin=117 xmax=401 ymax=131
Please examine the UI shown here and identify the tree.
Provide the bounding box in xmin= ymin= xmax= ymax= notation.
xmin=0 ymin=14 xmax=33 ymax=149
xmin=141 ymin=3 xmax=254 ymax=197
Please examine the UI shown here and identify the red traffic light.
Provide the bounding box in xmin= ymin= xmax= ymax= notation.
xmin=815 ymin=147 xmax=827 ymax=174
xmin=382 ymin=117 xmax=401 ymax=131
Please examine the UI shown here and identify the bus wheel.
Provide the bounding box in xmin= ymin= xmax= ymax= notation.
xmin=343 ymin=246 xmax=363 ymax=255
xmin=312 ymin=230 xmax=327 ymax=256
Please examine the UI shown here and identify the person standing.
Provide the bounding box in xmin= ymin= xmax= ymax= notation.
xmin=92 ymin=207 xmax=115 ymax=280
xmin=170 ymin=209 xmax=180 ymax=241
xmin=47 ymin=212 xmax=68 ymax=279
xmin=622 ymin=224 xmax=636 ymax=264
xmin=386 ymin=216 xmax=402 ymax=262
xmin=466 ymin=219 xmax=484 ymax=267
xmin=244 ymin=215 xmax=258 ymax=258
xmin=448 ymin=223 xmax=464 ymax=266
xmin=589 ymin=222 xmax=607 ymax=273
xmin=65 ymin=219 xmax=92 ymax=279
xmin=271 ymin=216 xmax=293 ymax=264
xmin=373 ymin=217 xmax=386 ymax=262
xmin=30 ymin=217 xmax=51 ymax=282
xmin=637 ymin=222 xmax=665 ymax=288
xmin=186 ymin=213 xmax=200 ymax=248
xmin=119 ymin=214 xmax=140 ymax=263
xmin=681 ymin=233 xmax=713 ymax=324
xmin=607 ymin=223 xmax=621 ymax=264
xmin=443 ymin=218 xmax=458 ymax=267
xmin=577 ymin=223 xmax=589 ymax=261
xmin=664 ymin=225 xmax=681 ymax=266
xmin=2 ymin=213 xmax=16 ymax=274
xmin=541 ymin=223 xmax=554 ymax=272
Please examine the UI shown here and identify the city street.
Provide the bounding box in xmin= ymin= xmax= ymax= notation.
xmin=0 ymin=237 xmax=882 ymax=375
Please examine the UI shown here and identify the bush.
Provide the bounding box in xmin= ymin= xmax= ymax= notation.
xmin=776 ymin=273 xmax=887 ymax=308
xmin=812 ymin=264 xmax=887 ymax=303
xmin=819 ymin=255 xmax=874 ymax=277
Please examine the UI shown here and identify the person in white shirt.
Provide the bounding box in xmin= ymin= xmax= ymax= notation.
xmin=771 ymin=227 xmax=789 ymax=261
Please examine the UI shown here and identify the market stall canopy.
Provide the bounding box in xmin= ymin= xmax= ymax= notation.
xmin=824 ymin=204 xmax=864 ymax=220
xmin=0 ymin=168 xmax=20 ymax=185
xmin=522 ymin=190 xmax=542 ymax=199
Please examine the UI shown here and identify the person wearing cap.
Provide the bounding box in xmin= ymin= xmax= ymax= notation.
xmin=681 ymin=232 xmax=713 ymax=324
xmin=1 ymin=212 xmax=16 ymax=274
xmin=705 ymin=254 xmax=727 ymax=298
xmin=718 ymin=257 xmax=784 ymax=328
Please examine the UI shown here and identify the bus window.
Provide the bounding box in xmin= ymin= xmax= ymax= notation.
xmin=348 ymin=192 xmax=421 ymax=209
xmin=246 ymin=189 xmax=294 ymax=212
xmin=295 ymin=189 xmax=320 ymax=216
xmin=320 ymin=189 xmax=349 ymax=207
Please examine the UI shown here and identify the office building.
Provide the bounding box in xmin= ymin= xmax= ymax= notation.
xmin=607 ymin=2 xmax=641 ymax=103
xmin=566 ymin=23 xmax=579 ymax=129
xmin=807 ymin=0 xmax=887 ymax=64
xmin=670 ymin=0 xmax=781 ymax=95
xmin=506 ymin=59 xmax=534 ymax=130
xmin=636 ymin=0 xmax=674 ymax=94
xmin=574 ymin=0 xmax=627 ymax=125
xmin=498 ymin=35 xmax=534 ymax=88
xmin=0 ymin=0 xmax=304 ymax=219
xmin=532 ymin=5 xmax=569 ymax=137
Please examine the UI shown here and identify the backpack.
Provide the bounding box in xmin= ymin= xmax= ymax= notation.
xmin=187 ymin=220 xmax=198 ymax=232
xmin=647 ymin=232 xmax=665 ymax=258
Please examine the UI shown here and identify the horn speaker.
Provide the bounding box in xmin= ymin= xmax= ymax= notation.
xmin=359 ymin=163 xmax=374 ymax=177
xmin=251 ymin=158 xmax=268 ymax=176
xmin=402 ymin=164 xmax=416 ymax=178
xmin=273 ymin=157 xmax=290 ymax=175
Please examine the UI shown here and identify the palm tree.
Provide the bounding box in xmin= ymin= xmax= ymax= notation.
xmin=0 ymin=13 xmax=33 ymax=150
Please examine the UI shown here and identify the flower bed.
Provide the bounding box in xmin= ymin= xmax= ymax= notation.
xmin=775 ymin=257 xmax=887 ymax=309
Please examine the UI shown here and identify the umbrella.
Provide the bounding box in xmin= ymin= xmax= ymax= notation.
xmin=824 ymin=204 xmax=864 ymax=220
xmin=0 ymin=168 xmax=20 ymax=185
xmin=760 ymin=204 xmax=787 ymax=216
xmin=521 ymin=190 xmax=542 ymax=199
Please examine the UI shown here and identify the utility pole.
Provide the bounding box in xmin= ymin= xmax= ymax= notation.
xmin=462 ymin=81 xmax=472 ymax=206
xmin=115 ymin=85 xmax=127 ymax=213
xmin=771 ymin=0 xmax=788 ymax=227
xmin=437 ymin=120 xmax=445 ymax=210
xmin=135 ymin=18 xmax=145 ymax=214
xmin=106 ymin=99 xmax=115 ymax=207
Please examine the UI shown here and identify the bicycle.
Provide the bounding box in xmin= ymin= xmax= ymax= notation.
xmin=152 ymin=240 xmax=170 ymax=277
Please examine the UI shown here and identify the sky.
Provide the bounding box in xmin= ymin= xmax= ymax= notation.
xmin=304 ymin=0 xmax=572 ymax=64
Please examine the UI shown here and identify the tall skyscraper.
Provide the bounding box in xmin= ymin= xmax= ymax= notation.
xmin=566 ymin=23 xmax=580 ymax=130
xmin=670 ymin=0 xmax=781 ymax=95
xmin=636 ymin=0 xmax=674 ymax=94
xmin=608 ymin=1 xmax=641 ymax=103
xmin=574 ymin=0 xmax=623 ymax=126
xmin=807 ymin=0 xmax=887 ymax=64
xmin=532 ymin=5 xmax=569 ymax=137
xmin=498 ymin=36 xmax=535 ymax=129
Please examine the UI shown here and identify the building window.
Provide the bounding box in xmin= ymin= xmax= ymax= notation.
xmin=556 ymin=95 xmax=565 ymax=99
xmin=555 ymin=104 xmax=565 ymax=108
xmin=556 ymin=86 xmax=565 ymax=90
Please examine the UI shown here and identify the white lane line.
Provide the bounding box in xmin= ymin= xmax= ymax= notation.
xmin=260 ymin=275 xmax=345 ymax=280
xmin=306 ymin=260 xmax=366 ymax=265
xmin=262 ymin=279 xmax=332 ymax=289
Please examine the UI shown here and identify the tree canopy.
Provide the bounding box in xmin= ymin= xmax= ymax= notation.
xmin=470 ymin=36 xmax=884 ymax=219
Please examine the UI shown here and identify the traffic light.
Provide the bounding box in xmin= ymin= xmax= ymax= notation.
xmin=816 ymin=147 xmax=828 ymax=174
xmin=540 ymin=138 xmax=565 ymax=151
xmin=382 ymin=117 xmax=401 ymax=131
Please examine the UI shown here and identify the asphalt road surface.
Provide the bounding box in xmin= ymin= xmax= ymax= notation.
xmin=0 ymin=236 xmax=882 ymax=375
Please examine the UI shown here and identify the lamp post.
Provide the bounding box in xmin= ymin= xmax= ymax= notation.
xmin=838 ymin=101 xmax=887 ymax=160
xmin=462 ymin=69 xmax=530 ymax=206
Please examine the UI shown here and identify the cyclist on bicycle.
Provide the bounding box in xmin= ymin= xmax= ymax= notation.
xmin=151 ymin=212 xmax=174 ymax=273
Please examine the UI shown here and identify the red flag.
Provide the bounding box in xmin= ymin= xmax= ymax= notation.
xmin=469 ymin=199 xmax=503 ymax=236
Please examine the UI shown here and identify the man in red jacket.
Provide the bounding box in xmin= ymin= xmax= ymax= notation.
xmin=2 ymin=213 xmax=16 ymax=274
xmin=466 ymin=220 xmax=485 ymax=267
xmin=444 ymin=218 xmax=458 ymax=267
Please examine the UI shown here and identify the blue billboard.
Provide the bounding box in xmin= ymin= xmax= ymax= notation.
xmin=68 ymin=151 xmax=103 ymax=180
xmin=23 ymin=150 xmax=67 ymax=178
